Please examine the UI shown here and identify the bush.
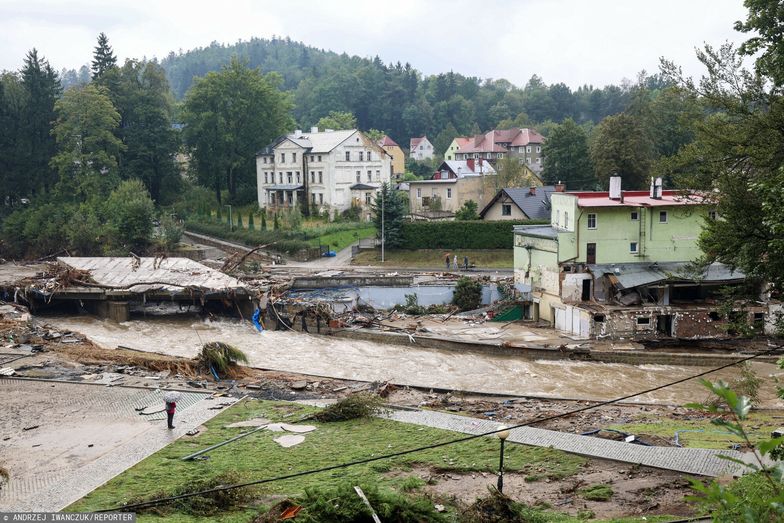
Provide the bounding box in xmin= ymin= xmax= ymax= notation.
xmin=128 ymin=471 xmax=252 ymax=516
xmin=197 ymin=342 xmax=249 ymax=373
xmin=453 ymin=277 xmax=482 ymax=311
xmin=578 ymin=484 xmax=613 ymax=501
xmin=296 ymin=481 xmax=449 ymax=523
xmin=314 ymin=393 xmax=386 ymax=422
xmin=400 ymin=220 xmax=547 ymax=250
xmin=455 ymin=200 xmax=480 ymax=220
xmin=155 ymin=214 xmax=184 ymax=249
xmin=105 ymin=179 xmax=155 ymax=253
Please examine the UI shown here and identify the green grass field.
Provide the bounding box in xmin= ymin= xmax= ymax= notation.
xmin=67 ymin=400 xmax=587 ymax=522
xmin=308 ymin=226 xmax=375 ymax=252
xmin=352 ymin=248 xmax=514 ymax=268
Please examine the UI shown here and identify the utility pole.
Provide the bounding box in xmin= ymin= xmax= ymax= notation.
xmin=381 ymin=185 xmax=385 ymax=263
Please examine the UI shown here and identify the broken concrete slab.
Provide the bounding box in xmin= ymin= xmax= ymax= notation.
xmin=279 ymin=423 xmax=316 ymax=434
xmin=273 ymin=434 xmax=305 ymax=448
xmin=225 ymin=418 xmax=270 ymax=428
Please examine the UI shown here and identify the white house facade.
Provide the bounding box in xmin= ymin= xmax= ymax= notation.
xmin=256 ymin=128 xmax=393 ymax=219
xmin=410 ymin=136 xmax=434 ymax=161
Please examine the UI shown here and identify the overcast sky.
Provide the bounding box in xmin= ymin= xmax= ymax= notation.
xmin=0 ymin=0 xmax=750 ymax=88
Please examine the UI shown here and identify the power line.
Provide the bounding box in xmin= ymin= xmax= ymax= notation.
xmin=100 ymin=345 xmax=783 ymax=513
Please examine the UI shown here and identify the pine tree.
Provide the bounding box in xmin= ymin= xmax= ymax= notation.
xmin=371 ymin=183 xmax=405 ymax=248
xmin=91 ymin=33 xmax=117 ymax=80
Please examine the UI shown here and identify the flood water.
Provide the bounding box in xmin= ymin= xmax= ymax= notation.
xmin=46 ymin=314 xmax=784 ymax=407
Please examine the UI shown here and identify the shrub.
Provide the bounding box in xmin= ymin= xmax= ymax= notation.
xmin=314 ymin=393 xmax=386 ymax=422
xmin=128 ymin=471 xmax=252 ymax=516
xmin=400 ymin=220 xmax=548 ymax=250
xmin=155 ymin=214 xmax=184 ymax=249
xmin=455 ymin=200 xmax=480 ymax=220
xmin=453 ymin=277 xmax=482 ymax=311
xmin=296 ymin=481 xmax=449 ymax=523
xmin=105 ymin=179 xmax=155 ymax=253
xmin=197 ymin=342 xmax=249 ymax=373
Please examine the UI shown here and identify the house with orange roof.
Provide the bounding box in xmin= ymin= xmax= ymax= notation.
xmin=444 ymin=136 xmax=470 ymax=161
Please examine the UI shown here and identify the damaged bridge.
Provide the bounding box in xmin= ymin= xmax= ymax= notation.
xmin=9 ymin=257 xmax=255 ymax=321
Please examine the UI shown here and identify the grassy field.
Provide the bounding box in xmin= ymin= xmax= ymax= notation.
xmin=352 ymin=248 xmax=514 ymax=268
xmin=609 ymin=410 xmax=784 ymax=450
xmin=308 ymin=226 xmax=375 ymax=252
xmin=67 ymin=400 xmax=587 ymax=522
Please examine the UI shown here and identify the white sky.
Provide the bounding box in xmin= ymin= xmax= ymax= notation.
xmin=0 ymin=0 xmax=750 ymax=88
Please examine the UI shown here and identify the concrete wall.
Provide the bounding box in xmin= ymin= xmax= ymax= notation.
xmin=514 ymin=234 xmax=560 ymax=323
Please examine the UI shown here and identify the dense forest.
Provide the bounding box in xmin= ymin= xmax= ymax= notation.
xmin=58 ymin=36 xmax=646 ymax=144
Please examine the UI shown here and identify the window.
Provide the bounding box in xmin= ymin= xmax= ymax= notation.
xmin=497 ymin=153 xmax=503 ymax=158
xmin=287 ymin=172 xmax=292 ymax=183
xmin=319 ymin=193 xmax=323 ymax=204
xmin=280 ymin=153 xmax=285 ymax=163
xmin=292 ymin=152 xmax=297 ymax=162
xmin=318 ymin=171 xmax=323 ymax=183
xmin=367 ymin=170 xmax=372 ymax=182
xmin=264 ymin=172 xmax=268 ymax=184
xmin=708 ymin=210 xmax=717 ymax=220
xmin=527 ymin=157 xmax=532 ymax=164
xmin=312 ymin=193 xmax=316 ymax=204
xmin=587 ymin=213 xmax=596 ymax=229
xmin=636 ymin=317 xmax=650 ymax=325
xmin=356 ymin=171 xmax=361 ymax=182
xmin=365 ymin=192 xmax=372 ymax=205
xmin=310 ymin=155 xmax=314 ymax=162
xmin=630 ymin=210 xmax=639 ymax=221
xmin=630 ymin=242 xmax=639 ymax=253
xmin=359 ymin=151 xmax=364 ymax=161
xmin=502 ymin=204 xmax=512 ymax=216
xmin=419 ymin=145 xmax=423 ymax=150
xmin=279 ymin=172 xmax=283 ymax=183
xmin=535 ymin=157 xmax=541 ymax=164
xmin=526 ymin=146 xmax=531 ymax=153
xmin=564 ymin=212 xmax=569 ymax=228
xmin=367 ymin=151 xmax=371 ymax=161
xmin=345 ymin=151 xmax=350 ymax=161
xmin=318 ymin=155 xmax=322 ymax=162
xmin=263 ymin=156 xmax=267 ymax=164
xmin=296 ymin=172 xmax=300 ymax=183
xmin=310 ymin=171 xmax=315 ymax=183
xmin=473 ymin=153 xmax=479 ymax=159
xmin=417 ymin=188 xmax=422 ymax=198
xmin=536 ymin=146 xmax=541 ymax=153
xmin=659 ymin=211 xmax=668 ymax=223
xmin=376 ymin=170 xmax=380 ymax=180
xmin=447 ymin=188 xmax=452 ymax=199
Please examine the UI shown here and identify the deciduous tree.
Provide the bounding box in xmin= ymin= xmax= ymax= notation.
xmin=589 ymin=113 xmax=653 ymax=189
xmin=542 ymin=118 xmax=595 ymax=189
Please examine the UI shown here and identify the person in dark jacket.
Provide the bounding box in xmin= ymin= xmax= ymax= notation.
xmin=165 ymin=401 xmax=176 ymax=429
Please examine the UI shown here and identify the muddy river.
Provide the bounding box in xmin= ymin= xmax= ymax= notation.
xmin=46 ymin=314 xmax=784 ymax=406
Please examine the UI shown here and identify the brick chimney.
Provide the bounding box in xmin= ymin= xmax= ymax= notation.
xmin=555 ymin=181 xmax=566 ymax=192
xmin=466 ymin=158 xmax=475 ymax=172
xmin=529 ymin=186 xmax=537 ymax=196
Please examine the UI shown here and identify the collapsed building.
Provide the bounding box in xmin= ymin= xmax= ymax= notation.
xmin=513 ymin=176 xmax=772 ymax=339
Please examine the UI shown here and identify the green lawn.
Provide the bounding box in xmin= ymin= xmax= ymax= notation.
xmin=609 ymin=411 xmax=782 ymax=449
xmin=309 ymin=226 xmax=375 ymax=252
xmin=352 ymin=248 xmax=513 ymax=268
xmin=67 ymin=400 xmax=586 ymax=522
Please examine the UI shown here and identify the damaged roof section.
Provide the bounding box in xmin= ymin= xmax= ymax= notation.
xmin=588 ymin=262 xmax=745 ymax=290
xmin=56 ymin=257 xmax=249 ymax=295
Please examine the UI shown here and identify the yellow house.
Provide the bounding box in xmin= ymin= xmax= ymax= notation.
xmin=378 ymin=135 xmax=405 ymax=178
xmin=408 ymin=159 xmax=497 ymax=216
xmin=444 ymin=136 xmax=470 ymax=161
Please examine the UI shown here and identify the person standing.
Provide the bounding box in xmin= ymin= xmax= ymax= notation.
xmin=464 ymin=256 xmax=469 ymax=270
xmin=165 ymin=400 xmax=176 ymax=429
xmin=453 ymin=255 xmax=458 ymax=270
xmin=445 ymin=253 xmax=450 ymax=269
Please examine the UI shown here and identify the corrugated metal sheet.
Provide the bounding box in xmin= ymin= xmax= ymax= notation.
xmin=58 ymin=257 xmax=248 ymax=293
xmin=588 ymin=262 xmax=744 ymax=290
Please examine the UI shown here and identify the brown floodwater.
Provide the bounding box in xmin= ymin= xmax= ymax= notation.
xmin=45 ymin=315 xmax=784 ymax=407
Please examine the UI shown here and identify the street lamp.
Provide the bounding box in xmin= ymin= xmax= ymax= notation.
xmin=497 ymin=426 xmax=511 ymax=493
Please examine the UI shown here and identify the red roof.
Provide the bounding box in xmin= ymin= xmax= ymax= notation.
xmin=410 ymin=136 xmax=428 ymax=148
xmin=565 ymin=190 xmax=707 ymax=208
xmin=378 ymin=135 xmax=399 ymax=147
xmin=455 ymin=127 xmax=544 ymax=154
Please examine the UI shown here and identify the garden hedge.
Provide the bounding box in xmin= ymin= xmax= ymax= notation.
xmin=399 ymin=220 xmax=548 ymax=250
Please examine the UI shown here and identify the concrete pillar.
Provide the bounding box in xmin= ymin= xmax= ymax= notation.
xmin=95 ymin=301 xmax=130 ymax=322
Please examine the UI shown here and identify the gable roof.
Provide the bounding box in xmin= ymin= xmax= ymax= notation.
xmin=480 ymin=186 xmax=556 ymax=220
xmin=410 ymin=136 xmax=429 ymax=149
xmin=439 ymin=160 xmax=496 ymax=177
xmin=258 ymin=129 xmax=358 ymax=155
xmin=378 ymin=135 xmax=400 ymax=147
xmin=456 ymin=128 xmax=544 ymax=154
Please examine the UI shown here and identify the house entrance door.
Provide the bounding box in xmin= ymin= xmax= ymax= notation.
xmin=586 ymin=243 xmax=596 ymax=264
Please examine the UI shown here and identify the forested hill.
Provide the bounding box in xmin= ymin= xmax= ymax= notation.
xmin=154 ymin=36 xmax=644 ymax=144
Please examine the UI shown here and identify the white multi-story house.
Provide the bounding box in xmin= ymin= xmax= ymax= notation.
xmin=410 ymin=136 xmax=434 ymax=161
xmin=256 ymin=128 xmax=393 ymax=219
